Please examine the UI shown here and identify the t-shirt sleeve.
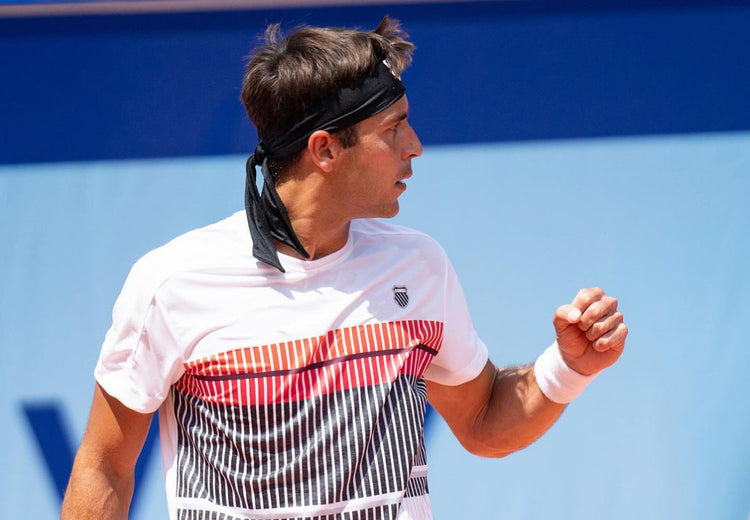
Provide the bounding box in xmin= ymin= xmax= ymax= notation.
xmin=94 ymin=259 xmax=185 ymax=413
xmin=423 ymin=254 xmax=489 ymax=386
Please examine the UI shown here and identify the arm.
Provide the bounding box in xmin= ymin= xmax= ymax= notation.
xmin=427 ymin=287 xmax=628 ymax=458
xmin=427 ymin=360 xmax=564 ymax=458
xmin=61 ymin=383 xmax=153 ymax=519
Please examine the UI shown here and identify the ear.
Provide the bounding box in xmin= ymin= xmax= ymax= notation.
xmin=307 ymin=130 xmax=342 ymax=173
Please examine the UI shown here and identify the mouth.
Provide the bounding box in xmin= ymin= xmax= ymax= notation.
xmin=397 ymin=170 xmax=413 ymax=185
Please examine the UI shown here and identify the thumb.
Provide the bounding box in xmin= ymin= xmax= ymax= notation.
xmin=553 ymin=304 xmax=581 ymax=333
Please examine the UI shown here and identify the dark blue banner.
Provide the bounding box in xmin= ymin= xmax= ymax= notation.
xmin=2 ymin=1 xmax=750 ymax=164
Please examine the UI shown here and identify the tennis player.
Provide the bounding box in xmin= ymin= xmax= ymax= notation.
xmin=62 ymin=17 xmax=627 ymax=520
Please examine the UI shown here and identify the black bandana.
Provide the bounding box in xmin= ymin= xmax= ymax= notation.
xmin=245 ymin=59 xmax=406 ymax=272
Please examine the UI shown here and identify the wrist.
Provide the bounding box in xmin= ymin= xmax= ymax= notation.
xmin=533 ymin=342 xmax=599 ymax=404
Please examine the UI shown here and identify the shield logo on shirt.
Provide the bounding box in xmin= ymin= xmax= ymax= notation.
xmin=393 ymin=286 xmax=409 ymax=308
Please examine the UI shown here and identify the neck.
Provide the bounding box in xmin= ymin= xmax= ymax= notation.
xmin=274 ymin=174 xmax=351 ymax=261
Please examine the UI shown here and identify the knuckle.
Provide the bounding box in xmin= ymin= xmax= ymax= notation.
xmin=588 ymin=321 xmax=607 ymax=340
xmin=593 ymin=338 xmax=609 ymax=351
xmin=578 ymin=315 xmax=593 ymax=330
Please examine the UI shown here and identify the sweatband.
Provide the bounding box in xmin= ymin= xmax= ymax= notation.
xmin=245 ymin=58 xmax=406 ymax=272
xmin=533 ymin=342 xmax=598 ymax=404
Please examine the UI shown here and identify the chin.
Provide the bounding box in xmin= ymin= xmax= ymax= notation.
xmin=370 ymin=203 xmax=399 ymax=219
xmin=358 ymin=200 xmax=400 ymax=220
xmin=383 ymin=201 xmax=400 ymax=218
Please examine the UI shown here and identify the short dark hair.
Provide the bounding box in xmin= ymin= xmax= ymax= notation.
xmin=240 ymin=17 xmax=415 ymax=176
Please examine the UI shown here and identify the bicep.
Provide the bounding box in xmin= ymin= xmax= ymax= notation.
xmin=427 ymin=359 xmax=567 ymax=458
xmin=77 ymin=383 xmax=154 ymax=478
xmin=425 ymin=360 xmax=496 ymax=453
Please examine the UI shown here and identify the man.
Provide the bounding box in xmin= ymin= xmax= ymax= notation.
xmin=62 ymin=17 xmax=627 ymax=520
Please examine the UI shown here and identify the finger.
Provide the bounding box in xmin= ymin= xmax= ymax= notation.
xmin=585 ymin=311 xmax=624 ymax=342
xmin=578 ymin=295 xmax=619 ymax=331
xmin=553 ymin=304 xmax=582 ymax=333
xmin=591 ymin=322 xmax=628 ymax=353
xmin=571 ymin=287 xmax=605 ymax=312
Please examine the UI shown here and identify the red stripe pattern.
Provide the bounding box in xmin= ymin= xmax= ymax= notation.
xmin=176 ymin=320 xmax=443 ymax=406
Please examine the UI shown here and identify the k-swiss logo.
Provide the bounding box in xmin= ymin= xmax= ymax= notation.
xmin=393 ymin=286 xmax=409 ymax=308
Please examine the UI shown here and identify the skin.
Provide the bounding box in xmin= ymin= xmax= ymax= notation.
xmin=61 ymin=384 xmax=152 ymax=519
xmin=61 ymin=95 xmax=627 ymax=518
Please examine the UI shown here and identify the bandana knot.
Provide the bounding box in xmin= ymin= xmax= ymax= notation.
xmin=253 ymin=144 xmax=267 ymax=164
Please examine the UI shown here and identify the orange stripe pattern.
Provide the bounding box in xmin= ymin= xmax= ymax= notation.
xmin=176 ymin=320 xmax=443 ymax=406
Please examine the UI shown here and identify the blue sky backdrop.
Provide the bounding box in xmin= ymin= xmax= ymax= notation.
xmin=2 ymin=132 xmax=748 ymax=519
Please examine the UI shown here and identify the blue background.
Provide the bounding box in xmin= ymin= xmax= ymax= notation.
xmin=1 ymin=1 xmax=748 ymax=518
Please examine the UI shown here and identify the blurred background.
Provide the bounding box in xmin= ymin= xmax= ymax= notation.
xmin=1 ymin=1 xmax=748 ymax=518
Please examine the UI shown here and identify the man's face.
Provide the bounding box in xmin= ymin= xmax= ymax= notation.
xmin=336 ymin=95 xmax=423 ymax=219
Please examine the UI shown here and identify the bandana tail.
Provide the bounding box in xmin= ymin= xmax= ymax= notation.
xmin=244 ymin=155 xmax=286 ymax=272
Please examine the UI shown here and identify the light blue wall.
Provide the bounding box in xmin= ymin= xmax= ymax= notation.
xmin=2 ymin=131 xmax=748 ymax=519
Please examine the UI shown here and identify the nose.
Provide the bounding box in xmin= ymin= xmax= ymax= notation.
xmin=402 ymin=122 xmax=423 ymax=159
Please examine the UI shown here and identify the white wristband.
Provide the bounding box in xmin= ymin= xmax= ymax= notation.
xmin=533 ymin=342 xmax=598 ymax=404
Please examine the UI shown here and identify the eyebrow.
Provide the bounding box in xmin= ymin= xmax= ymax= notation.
xmin=381 ymin=109 xmax=409 ymax=126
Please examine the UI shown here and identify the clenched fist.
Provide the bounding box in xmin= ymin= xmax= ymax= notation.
xmin=553 ymin=287 xmax=628 ymax=376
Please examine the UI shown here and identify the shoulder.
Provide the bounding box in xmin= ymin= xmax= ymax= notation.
xmin=350 ymin=219 xmax=446 ymax=256
xmin=125 ymin=211 xmax=250 ymax=296
xmin=344 ymin=219 xmax=450 ymax=279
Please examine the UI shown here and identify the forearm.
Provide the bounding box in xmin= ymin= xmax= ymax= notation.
xmin=61 ymin=449 xmax=134 ymax=520
xmin=469 ymin=364 xmax=566 ymax=458
xmin=430 ymin=288 xmax=626 ymax=460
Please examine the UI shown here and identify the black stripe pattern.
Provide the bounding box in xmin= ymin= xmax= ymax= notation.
xmin=173 ymin=375 xmax=430 ymax=519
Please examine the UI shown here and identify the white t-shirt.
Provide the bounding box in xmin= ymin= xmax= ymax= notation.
xmin=96 ymin=211 xmax=488 ymax=520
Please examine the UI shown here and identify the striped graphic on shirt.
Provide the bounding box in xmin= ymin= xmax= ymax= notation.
xmin=172 ymin=320 xmax=441 ymax=520
xmin=175 ymin=320 xmax=443 ymax=406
